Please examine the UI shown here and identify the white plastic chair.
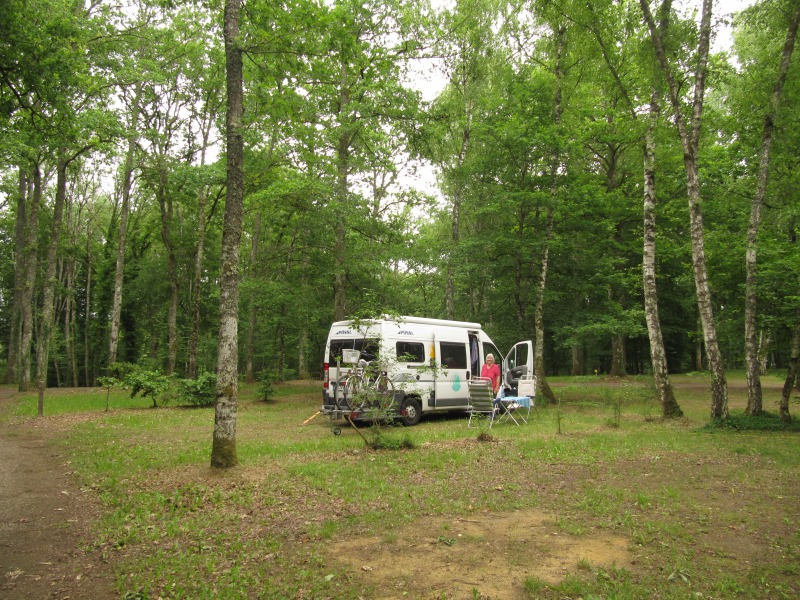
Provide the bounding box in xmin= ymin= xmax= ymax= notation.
xmin=514 ymin=375 xmax=537 ymax=423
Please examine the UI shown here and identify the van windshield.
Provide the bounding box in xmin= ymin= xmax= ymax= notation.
xmin=329 ymin=338 xmax=380 ymax=364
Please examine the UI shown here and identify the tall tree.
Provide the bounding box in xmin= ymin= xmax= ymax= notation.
xmin=5 ymin=168 xmax=29 ymax=384
xmin=640 ymin=0 xmax=728 ymax=419
xmin=212 ymin=0 xmax=244 ymax=469
xmin=425 ymin=0 xmax=497 ymax=319
xmin=531 ymin=13 xmax=569 ymax=404
xmin=586 ymin=0 xmax=682 ymax=415
xmin=18 ymin=161 xmax=43 ymax=392
xmin=743 ymin=1 xmax=800 ymax=415
xmin=109 ymin=83 xmax=141 ymax=366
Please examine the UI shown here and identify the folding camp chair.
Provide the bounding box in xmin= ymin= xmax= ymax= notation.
xmin=468 ymin=377 xmax=497 ymax=428
xmin=514 ymin=375 xmax=537 ymax=423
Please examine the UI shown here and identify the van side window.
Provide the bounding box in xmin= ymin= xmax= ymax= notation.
xmin=440 ymin=342 xmax=467 ymax=369
xmin=396 ymin=341 xmax=425 ymax=363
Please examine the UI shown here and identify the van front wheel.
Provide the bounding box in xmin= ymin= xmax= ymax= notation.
xmin=398 ymin=397 xmax=421 ymax=426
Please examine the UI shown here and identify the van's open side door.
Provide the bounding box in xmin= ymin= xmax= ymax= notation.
xmin=503 ymin=341 xmax=533 ymax=393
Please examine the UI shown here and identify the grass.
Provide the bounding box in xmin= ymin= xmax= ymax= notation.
xmin=2 ymin=372 xmax=799 ymax=599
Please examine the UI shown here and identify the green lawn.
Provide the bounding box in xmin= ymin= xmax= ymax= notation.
xmin=2 ymin=373 xmax=799 ymax=599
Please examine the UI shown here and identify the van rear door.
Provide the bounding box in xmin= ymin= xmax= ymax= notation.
xmin=503 ymin=341 xmax=534 ymax=393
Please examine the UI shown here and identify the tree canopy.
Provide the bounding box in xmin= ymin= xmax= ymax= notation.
xmin=1 ymin=0 xmax=799 ymax=422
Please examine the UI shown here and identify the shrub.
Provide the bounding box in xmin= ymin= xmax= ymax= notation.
xmin=178 ymin=372 xmax=217 ymax=407
xmin=123 ymin=369 xmax=173 ymax=408
xmin=704 ymin=411 xmax=800 ymax=432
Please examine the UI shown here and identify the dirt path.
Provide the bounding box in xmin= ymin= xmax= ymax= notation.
xmin=0 ymin=387 xmax=116 ymax=600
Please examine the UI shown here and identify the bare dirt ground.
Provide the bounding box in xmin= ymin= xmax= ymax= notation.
xmin=330 ymin=510 xmax=631 ymax=599
xmin=0 ymin=387 xmax=116 ymax=600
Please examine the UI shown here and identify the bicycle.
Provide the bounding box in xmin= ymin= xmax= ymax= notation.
xmin=335 ymin=358 xmax=395 ymax=412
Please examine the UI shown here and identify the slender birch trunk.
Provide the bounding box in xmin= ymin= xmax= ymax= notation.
xmin=745 ymin=3 xmax=800 ymax=415
xmin=643 ymin=90 xmax=682 ymax=417
xmin=640 ymin=0 xmax=728 ymax=419
xmin=533 ymin=24 xmax=565 ymax=404
xmin=757 ymin=330 xmax=772 ymax=375
xmin=589 ymin=1 xmax=678 ymax=413
xmin=212 ymin=0 xmax=244 ymax=469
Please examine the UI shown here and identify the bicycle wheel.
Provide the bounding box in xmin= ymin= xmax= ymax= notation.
xmin=334 ymin=375 xmax=354 ymax=410
xmin=373 ymin=374 xmax=395 ymax=410
xmin=343 ymin=375 xmax=365 ymax=410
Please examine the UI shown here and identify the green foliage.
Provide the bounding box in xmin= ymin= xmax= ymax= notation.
xmin=97 ymin=375 xmax=121 ymax=389
xmin=256 ymin=369 xmax=276 ymax=403
xmin=176 ymin=372 xmax=217 ymax=407
xmin=111 ymin=363 xmax=216 ymax=408
xmin=364 ymin=427 xmax=416 ymax=451
xmin=124 ymin=369 xmax=173 ymax=408
xmin=704 ymin=411 xmax=800 ymax=432
xmin=2 ymin=0 xmax=800 ymax=449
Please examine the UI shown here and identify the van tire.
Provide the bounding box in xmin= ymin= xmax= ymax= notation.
xmin=398 ymin=397 xmax=422 ymax=426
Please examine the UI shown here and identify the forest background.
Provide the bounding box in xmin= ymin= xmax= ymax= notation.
xmin=1 ymin=0 xmax=799 ymax=424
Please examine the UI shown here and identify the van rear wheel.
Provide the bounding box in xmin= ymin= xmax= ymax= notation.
xmin=398 ymin=397 xmax=421 ymax=426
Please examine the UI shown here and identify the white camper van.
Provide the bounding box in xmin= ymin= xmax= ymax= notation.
xmin=321 ymin=316 xmax=533 ymax=426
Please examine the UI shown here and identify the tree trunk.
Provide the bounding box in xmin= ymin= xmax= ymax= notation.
xmin=610 ymin=335 xmax=626 ymax=377
xmin=6 ymin=168 xmax=29 ymax=384
xmin=745 ymin=3 xmax=800 ymax=416
xmin=445 ymin=121 xmax=471 ymax=322
xmin=694 ymin=314 xmax=704 ymax=372
xmin=608 ymin=282 xmax=627 ymax=378
xmin=64 ymin=252 xmax=78 ymax=386
xmin=780 ymin=311 xmax=799 ymax=422
xmin=640 ymin=0 xmax=727 ymax=419
xmin=533 ymin=223 xmax=555 ymax=403
xmin=758 ymin=330 xmax=772 ymax=375
xmin=332 ymin=60 xmax=352 ymax=322
xmin=84 ymin=229 xmax=92 ymax=386
xmin=643 ymin=90 xmax=682 ymax=418
xmin=157 ymin=168 xmax=179 ymax=376
xmin=109 ymin=87 xmax=141 ymax=366
xmin=36 ymin=155 xmax=69 ymax=415
xmin=187 ymin=123 xmax=214 ymax=380
xmin=298 ymin=327 xmax=310 ymax=379
xmin=570 ymin=343 xmax=583 ymax=376
xmin=19 ymin=164 xmax=43 ymax=392
xmin=245 ymin=212 xmax=261 ymax=384
xmin=533 ymin=23 xmax=565 ymax=405
xmin=212 ymin=0 xmax=244 ymax=469
xmin=188 ymin=185 xmax=207 ymax=380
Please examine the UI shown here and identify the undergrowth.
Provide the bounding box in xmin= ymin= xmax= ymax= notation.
xmin=704 ymin=411 xmax=800 ymax=432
